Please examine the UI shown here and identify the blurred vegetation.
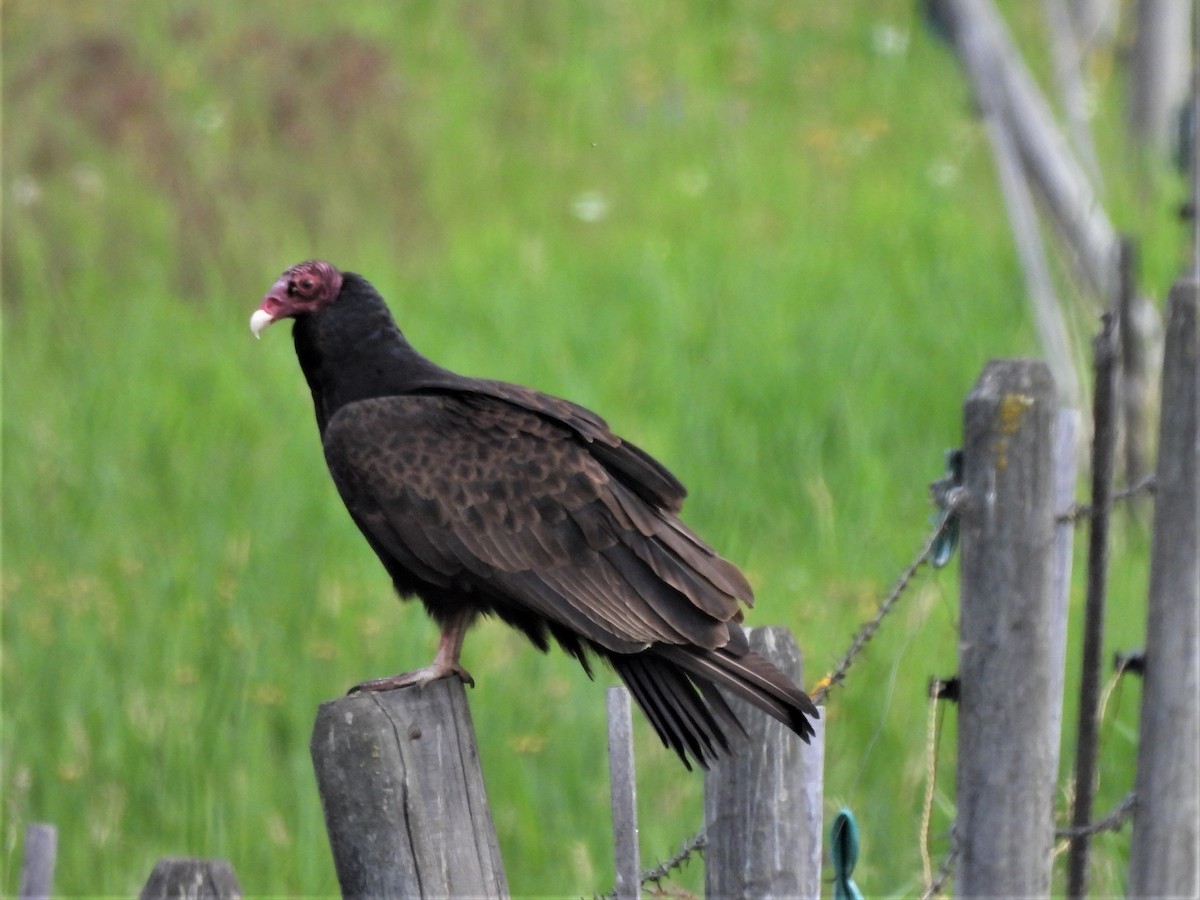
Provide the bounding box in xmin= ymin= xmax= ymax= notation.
xmin=2 ymin=1 xmax=1187 ymax=896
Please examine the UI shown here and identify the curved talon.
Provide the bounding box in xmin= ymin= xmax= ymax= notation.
xmin=348 ymin=662 xmax=474 ymax=694
xmin=454 ymin=665 xmax=476 ymax=688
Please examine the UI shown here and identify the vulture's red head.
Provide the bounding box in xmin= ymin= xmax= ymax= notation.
xmin=250 ymin=260 xmax=344 ymax=338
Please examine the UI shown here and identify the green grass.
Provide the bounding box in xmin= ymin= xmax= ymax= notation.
xmin=2 ymin=2 xmax=1186 ymax=896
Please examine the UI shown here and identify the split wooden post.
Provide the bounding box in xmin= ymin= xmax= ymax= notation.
xmin=704 ymin=626 xmax=825 ymax=899
xmin=1127 ymin=281 xmax=1199 ymax=896
xmin=956 ymin=359 xmax=1059 ymax=896
xmin=310 ymin=682 xmax=508 ymax=899
xmin=138 ymin=858 xmax=242 ymax=900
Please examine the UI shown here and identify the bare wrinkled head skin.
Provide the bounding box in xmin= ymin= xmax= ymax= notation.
xmin=250 ymin=260 xmax=344 ymax=338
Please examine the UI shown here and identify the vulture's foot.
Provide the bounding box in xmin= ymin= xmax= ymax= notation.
xmin=349 ymin=662 xmax=475 ymax=694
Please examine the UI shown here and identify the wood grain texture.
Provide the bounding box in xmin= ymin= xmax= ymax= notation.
xmin=704 ymin=627 xmax=824 ymax=899
xmin=1128 ymin=281 xmax=1199 ymax=897
xmin=310 ymin=682 xmax=508 ymax=899
xmin=138 ymin=858 xmax=242 ymax=900
xmin=956 ymin=359 xmax=1058 ymax=897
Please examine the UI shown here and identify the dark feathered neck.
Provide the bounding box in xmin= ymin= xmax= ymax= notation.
xmin=291 ymin=273 xmax=458 ymax=433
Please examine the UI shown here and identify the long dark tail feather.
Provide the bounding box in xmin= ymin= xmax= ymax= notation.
xmin=609 ymin=652 xmax=742 ymax=770
xmin=653 ymin=645 xmax=819 ymax=742
xmin=607 ymin=641 xmax=818 ymax=769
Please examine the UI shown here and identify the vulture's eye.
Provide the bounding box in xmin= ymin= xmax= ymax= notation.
xmin=300 ymin=277 xmax=315 ymax=292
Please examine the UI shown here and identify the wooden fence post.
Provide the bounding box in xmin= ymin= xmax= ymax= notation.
xmin=956 ymin=359 xmax=1058 ymax=896
xmin=310 ymin=682 xmax=508 ymax=899
xmin=704 ymin=626 xmax=825 ymax=899
xmin=1127 ymin=281 xmax=1199 ymax=896
xmin=138 ymin=858 xmax=242 ymax=900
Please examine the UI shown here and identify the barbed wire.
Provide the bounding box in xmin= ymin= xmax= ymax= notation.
xmin=639 ymin=831 xmax=707 ymax=892
xmin=812 ymin=489 xmax=964 ymax=704
xmin=1056 ymin=791 xmax=1137 ymax=841
xmin=1058 ymin=473 xmax=1157 ymax=523
xmin=595 ymin=832 xmax=706 ymax=900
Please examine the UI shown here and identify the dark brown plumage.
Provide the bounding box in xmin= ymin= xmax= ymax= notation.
xmin=251 ymin=260 xmax=817 ymax=768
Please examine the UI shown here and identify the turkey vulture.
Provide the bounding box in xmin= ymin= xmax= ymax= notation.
xmin=251 ymin=260 xmax=817 ymax=768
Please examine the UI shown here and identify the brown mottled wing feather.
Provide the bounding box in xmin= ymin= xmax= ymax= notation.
xmin=412 ymin=375 xmax=689 ymax=513
xmin=321 ymin=393 xmax=748 ymax=655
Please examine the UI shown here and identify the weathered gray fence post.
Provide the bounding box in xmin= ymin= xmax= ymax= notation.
xmin=704 ymin=626 xmax=825 ymax=899
xmin=956 ymin=359 xmax=1058 ymax=897
xmin=138 ymin=858 xmax=242 ymax=900
xmin=18 ymin=823 xmax=56 ymax=900
xmin=607 ymin=687 xmax=640 ymax=900
xmin=310 ymin=682 xmax=508 ymax=899
xmin=1127 ymin=280 xmax=1199 ymax=896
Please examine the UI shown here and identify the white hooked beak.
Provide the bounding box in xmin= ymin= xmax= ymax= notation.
xmin=249 ymin=309 xmax=275 ymax=339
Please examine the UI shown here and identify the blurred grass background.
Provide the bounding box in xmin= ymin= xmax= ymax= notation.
xmin=2 ymin=1 xmax=1187 ymax=896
